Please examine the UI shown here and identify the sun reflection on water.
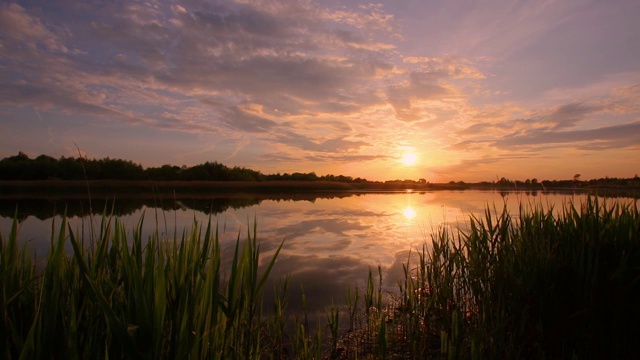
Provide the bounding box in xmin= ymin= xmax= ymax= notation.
xmin=403 ymin=206 xmax=416 ymax=220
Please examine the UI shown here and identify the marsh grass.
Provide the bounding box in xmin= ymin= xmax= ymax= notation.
xmin=2 ymin=197 xmax=639 ymax=359
xmin=1 ymin=207 xmax=288 ymax=359
xmin=335 ymin=197 xmax=640 ymax=359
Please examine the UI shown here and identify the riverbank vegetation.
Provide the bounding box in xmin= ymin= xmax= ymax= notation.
xmin=1 ymin=152 xmax=639 ymax=191
xmin=336 ymin=197 xmax=640 ymax=359
xmin=2 ymin=198 xmax=639 ymax=358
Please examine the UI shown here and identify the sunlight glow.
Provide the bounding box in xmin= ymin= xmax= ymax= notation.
xmin=400 ymin=153 xmax=417 ymax=166
xmin=403 ymin=206 xmax=416 ymax=220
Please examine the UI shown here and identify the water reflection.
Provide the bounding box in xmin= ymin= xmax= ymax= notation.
xmin=1 ymin=190 xmax=637 ymax=324
xmin=0 ymin=192 xmax=372 ymax=221
xmin=403 ymin=206 xmax=416 ymax=220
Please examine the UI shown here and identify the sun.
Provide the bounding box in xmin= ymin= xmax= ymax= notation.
xmin=400 ymin=152 xmax=417 ymax=166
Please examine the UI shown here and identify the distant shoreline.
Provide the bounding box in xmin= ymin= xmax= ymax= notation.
xmin=1 ymin=180 xmax=638 ymax=199
xmin=0 ymin=179 xmax=465 ymax=196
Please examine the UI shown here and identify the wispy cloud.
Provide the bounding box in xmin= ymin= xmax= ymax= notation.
xmin=495 ymin=121 xmax=640 ymax=150
xmin=453 ymin=84 xmax=640 ymax=153
xmin=1 ymin=0 xmax=638 ymax=181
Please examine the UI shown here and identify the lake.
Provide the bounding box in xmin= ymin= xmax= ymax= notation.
xmin=1 ymin=189 xmax=637 ymax=321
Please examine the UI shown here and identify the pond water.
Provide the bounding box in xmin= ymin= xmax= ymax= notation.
xmin=1 ymin=189 xmax=637 ymax=321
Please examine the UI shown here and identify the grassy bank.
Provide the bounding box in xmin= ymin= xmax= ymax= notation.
xmin=2 ymin=198 xmax=639 ymax=359
xmin=1 ymin=212 xmax=291 ymax=359
xmin=335 ymin=198 xmax=640 ymax=359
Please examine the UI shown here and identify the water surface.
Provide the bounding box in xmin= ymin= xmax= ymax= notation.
xmin=1 ymin=190 xmax=636 ymax=319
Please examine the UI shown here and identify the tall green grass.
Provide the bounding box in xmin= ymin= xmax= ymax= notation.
xmin=336 ymin=197 xmax=640 ymax=359
xmin=2 ymin=197 xmax=639 ymax=359
xmin=1 ymin=210 xmax=286 ymax=359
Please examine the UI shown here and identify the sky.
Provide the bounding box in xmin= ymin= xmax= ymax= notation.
xmin=1 ymin=0 xmax=639 ymax=182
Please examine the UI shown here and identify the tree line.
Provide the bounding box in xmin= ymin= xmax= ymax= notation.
xmin=0 ymin=152 xmax=370 ymax=183
xmin=1 ymin=152 xmax=638 ymax=188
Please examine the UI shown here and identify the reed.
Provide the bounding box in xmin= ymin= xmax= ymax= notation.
xmin=2 ymin=197 xmax=638 ymax=359
xmin=1 ymin=211 xmax=284 ymax=359
xmin=336 ymin=197 xmax=640 ymax=359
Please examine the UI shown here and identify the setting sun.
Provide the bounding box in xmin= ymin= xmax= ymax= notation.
xmin=400 ymin=153 xmax=418 ymax=166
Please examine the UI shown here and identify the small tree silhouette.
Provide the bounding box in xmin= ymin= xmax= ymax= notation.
xmin=573 ymin=174 xmax=581 ymax=187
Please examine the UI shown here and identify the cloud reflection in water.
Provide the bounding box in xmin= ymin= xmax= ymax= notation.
xmin=4 ymin=191 xmax=632 ymax=326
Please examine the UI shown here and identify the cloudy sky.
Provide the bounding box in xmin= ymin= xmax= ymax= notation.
xmin=1 ymin=0 xmax=639 ymax=182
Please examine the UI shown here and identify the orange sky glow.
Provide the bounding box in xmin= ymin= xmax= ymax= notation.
xmin=1 ymin=0 xmax=639 ymax=182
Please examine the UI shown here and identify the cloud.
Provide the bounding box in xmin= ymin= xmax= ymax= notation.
xmin=452 ymin=120 xmax=640 ymax=154
xmin=495 ymin=121 xmax=640 ymax=149
xmin=402 ymin=56 xmax=485 ymax=80
xmin=0 ymin=2 xmax=470 ymax=118
xmin=457 ymin=122 xmax=505 ymax=136
xmin=386 ymin=75 xmax=451 ymax=122
xmin=303 ymin=153 xmax=386 ymax=162
xmin=278 ymin=217 xmax=369 ymax=243
xmin=275 ymin=132 xmax=370 ymax=153
xmin=259 ymin=152 xmax=300 ymax=163
xmin=0 ymin=3 xmax=67 ymax=53
xmin=219 ymin=105 xmax=279 ymax=133
xmin=431 ymin=157 xmax=502 ymax=177
xmin=3 ymin=0 xmax=637 ymax=181
xmin=224 ymin=137 xmax=251 ymax=161
xmin=258 ymin=149 xmax=387 ymax=165
xmin=0 ymin=0 xmax=492 ymax=177
xmin=0 ymin=82 xmax=126 ymax=119
xmin=386 ymin=57 xmax=483 ymax=122
xmin=539 ymin=102 xmax=604 ymax=129
xmin=0 ymin=0 xmax=406 ymax=156
xmin=437 ymin=0 xmax=587 ymax=58
xmin=453 ymin=82 xmax=640 ymax=153
xmin=321 ymin=2 xmax=401 ymax=39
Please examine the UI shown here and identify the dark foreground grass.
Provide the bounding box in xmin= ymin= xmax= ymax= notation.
xmin=334 ymin=197 xmax=640 ymax=359
xmin=2 ymin=197 xmax=639 ymax=359
xmin=1 ymin=211 xmax=288 ymax=359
